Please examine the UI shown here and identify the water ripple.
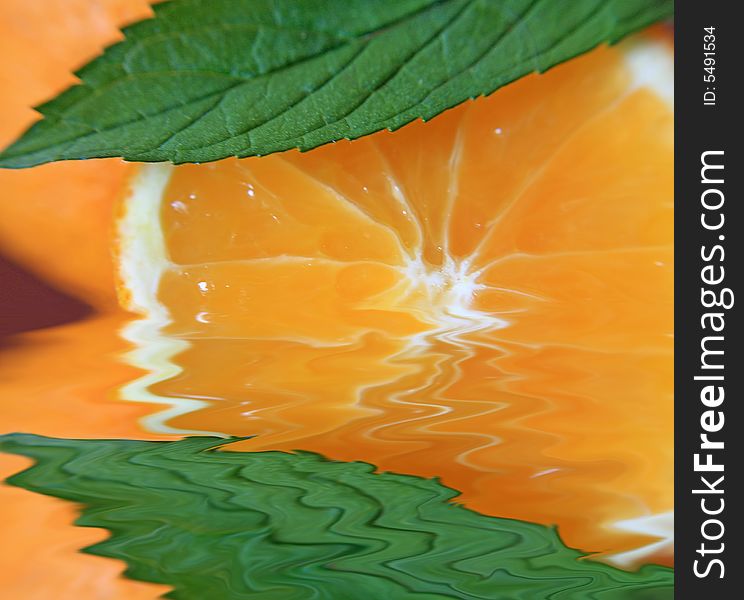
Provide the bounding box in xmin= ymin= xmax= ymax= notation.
xmin=1 ymin=433 xmax=672 ymax=599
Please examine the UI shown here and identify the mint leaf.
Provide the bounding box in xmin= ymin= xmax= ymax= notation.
xmin=0 ymin=0 xmax=671 ymax=169
xmin=1 ymin=433 xmax=672 ymax=599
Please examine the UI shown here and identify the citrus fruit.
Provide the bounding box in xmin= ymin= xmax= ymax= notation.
xmin=0 ymin=2 xmax=165 ymax=598
xmin=0 ymin=0 xmax=153 ymax=307
xmin=117 ymin=35 xmax=673 ymax=565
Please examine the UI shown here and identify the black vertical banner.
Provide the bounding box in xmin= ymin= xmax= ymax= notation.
xmin=675 ymin=1 xmax=742 ymax=598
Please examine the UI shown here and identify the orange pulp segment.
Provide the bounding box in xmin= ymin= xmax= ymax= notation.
xmin=118 ymin=37 xmax=673 ymax=565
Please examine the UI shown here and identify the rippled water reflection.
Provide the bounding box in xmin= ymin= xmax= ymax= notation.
xmin=0 ymin=292 xmax=673 ymax=598
xmin=0 ymin=23 xmax=673 ymax=597
xmin=2 ymin=434 xmax=673 ymax=599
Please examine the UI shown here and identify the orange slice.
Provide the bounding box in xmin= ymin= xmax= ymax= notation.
xmin=117 ymin=34 xmax=673 ymax=565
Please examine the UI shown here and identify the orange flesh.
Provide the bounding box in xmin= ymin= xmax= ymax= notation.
xmin=150 ymin=43 xmax=673 ymax=561
xmin=0 ymin=2 xmax=672 ymax=595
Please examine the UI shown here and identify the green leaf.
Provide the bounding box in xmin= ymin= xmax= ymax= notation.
xmin=0 ymin=0 xmax=672 ymax=169
xmin=1 ymin=433 xmax=672 ymax=599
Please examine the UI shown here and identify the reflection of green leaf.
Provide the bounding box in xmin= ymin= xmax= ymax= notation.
xmin=1 ymin=434 xmax=672 ymax=599
xmin=0 ymin=0 xmax=673 ymax=169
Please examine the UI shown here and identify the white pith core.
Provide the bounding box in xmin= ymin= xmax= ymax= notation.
xmin=118 ymin=163 xmax=227 ymax=437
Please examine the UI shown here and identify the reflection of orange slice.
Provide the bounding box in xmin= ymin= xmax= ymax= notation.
xmin=117 ymin=36 xmax=673 ymax=565
xmin=0 ymin=2 xmax=165 ymax=598
xmin=0 ymin=314 xmax=170 ymax=600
